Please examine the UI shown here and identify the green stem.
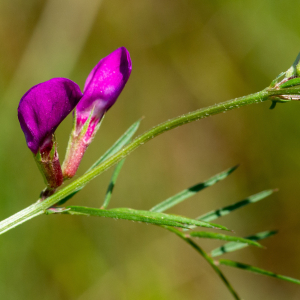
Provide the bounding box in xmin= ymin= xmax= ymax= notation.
xmin=0 ymin=87 xmax=294 ymax=234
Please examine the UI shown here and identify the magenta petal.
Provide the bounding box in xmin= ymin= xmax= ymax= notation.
xmin=76 ymin=47 xmax=132 ymax=122
xmin=18 ymin=78 xmax=83 ymax=154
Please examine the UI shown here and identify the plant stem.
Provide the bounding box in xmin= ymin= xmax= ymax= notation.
xmin=0 ymin=87 xmax=295 ymax=234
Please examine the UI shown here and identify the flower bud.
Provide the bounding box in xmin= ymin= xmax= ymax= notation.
xmin=18 ymin=78 xmax=83 ymax=190
xmin=62 ymin=47 xmax=132 ymax=179
xmin=76 ymin=47 xmax=132 ymax=140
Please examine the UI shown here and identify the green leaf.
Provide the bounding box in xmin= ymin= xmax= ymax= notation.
xmin=188 ymin=231 xmax=262 ymax=248
xmin=279 ymin=77 xmax=300 ymax=89
xmin=57 ymin=119 xmax=141 ymax=206
xmin=198 ymin=189 xmax=275 ymax=222
xmin=150 ymin=165 xmax=238 ymax=213
xmin=55 ymin=191 xmax=78 ymax=206
xmin=87 ymin=119 xmax=141 ymax=172
xmin=101 ymin=159 xmax=125 ymax=209
xmin=218 ymin=259 xmax=300 ymax=285
xmin=166 ymin=227 xmax=241 ymax=300
xmin=63 ymin=206 xmax=231 ymax=230
xmin=211 ymin=230 xmax=278 ymax=257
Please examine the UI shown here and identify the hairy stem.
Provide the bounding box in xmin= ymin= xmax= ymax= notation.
xmin=0 ymin=87 xmax=296 ymax=234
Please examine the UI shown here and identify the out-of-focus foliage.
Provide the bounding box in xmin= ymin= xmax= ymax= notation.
xmin=0 ymin=0 xmax=300 ymax=299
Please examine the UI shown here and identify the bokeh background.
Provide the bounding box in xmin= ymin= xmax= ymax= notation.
xmin=0 ymin=0 xmax=300 ymax=299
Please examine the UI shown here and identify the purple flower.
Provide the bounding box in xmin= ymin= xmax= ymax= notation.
xmin=18 ymin=78 xmax=83 ymax=154
xmin=17 ymin=47 xmax=132 ymax=188
xmin=75 ymin=47 xmax=132 ymax=138
xmin=62 ymin=47 xmax=132 ymax=178
xmin=18 ymin=78 xmax=83 ymax=190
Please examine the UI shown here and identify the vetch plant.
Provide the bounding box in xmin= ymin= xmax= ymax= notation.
xmin=6 ymin=48 xmax=300 ymax=299
xmin=18 ymin=47 xmax=131 ymax=198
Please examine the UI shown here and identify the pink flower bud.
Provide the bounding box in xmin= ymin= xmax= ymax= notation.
xmin=62 ymin=47 xmax=132 ymax=179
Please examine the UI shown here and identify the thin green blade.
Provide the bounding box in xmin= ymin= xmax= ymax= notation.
xmin=218 ymin=259 xmax=300 ymax=285
xmin=198 ymin=189 xmax=275 ymax=222
xmin=150 ymin=166 xmax=238 ymax=213
xmin=279 ymin=77 xmax=300 ymax=89
xmin=101 ymin=159 xmax=125 ymax=209
xmin=211 ymin=230 xmax=278 ymax=257
xmin=188 ymin=231 xmax=262 ymax=248
xmin=87 ymin=119 xmax=141 ymax=172
xmin=63 ymin=206 xmax=231 ymax=230
xmin=57 ymin=119 xmax=141 ymax=206
xmin=166 ymin=227 xmax=241 ymax=300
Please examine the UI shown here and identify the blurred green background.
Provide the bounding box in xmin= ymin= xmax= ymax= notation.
xmin=0 ymin=0 xmax=300 ymax=299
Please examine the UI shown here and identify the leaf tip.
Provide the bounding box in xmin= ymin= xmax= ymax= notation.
xmin=228 ymin=164 xmax=239 ymax=174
